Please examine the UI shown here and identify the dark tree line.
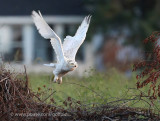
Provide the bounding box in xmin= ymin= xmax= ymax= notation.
xmin=84 ymin=0 xmax=160 ymax=51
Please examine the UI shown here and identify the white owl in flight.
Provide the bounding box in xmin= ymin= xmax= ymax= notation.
xmin=32 ymin=11 xmax=91 ymax=84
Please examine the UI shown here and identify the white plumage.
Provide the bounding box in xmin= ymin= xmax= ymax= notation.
xmin=32 ymin=10 xmax=91 ymax=84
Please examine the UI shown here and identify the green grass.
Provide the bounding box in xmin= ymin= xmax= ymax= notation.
xmin=29 ymin=68 xmax=160 ymax=111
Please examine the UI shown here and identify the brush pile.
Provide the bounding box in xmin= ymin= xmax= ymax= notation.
xmin=0 ymin=65 xmax=64 ymax=121
xmin=0 ymin=65 xmax=159 ymax=120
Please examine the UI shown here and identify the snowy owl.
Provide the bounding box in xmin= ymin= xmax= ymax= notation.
xmin=32 ymin=11 xmax=91 ymax=84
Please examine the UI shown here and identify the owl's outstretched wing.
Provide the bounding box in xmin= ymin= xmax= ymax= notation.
xmin=32 ymin=10 xmax=65 ymax=62
xmin=62 ymin=15 xmax=91 ymax=61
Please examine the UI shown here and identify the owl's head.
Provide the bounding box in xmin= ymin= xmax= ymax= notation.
xmin=67 ymin=60 xmax=78 ymax=70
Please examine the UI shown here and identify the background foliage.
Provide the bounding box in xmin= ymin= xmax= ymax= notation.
xmin=84 ymin=0 xmax=160 ymax=51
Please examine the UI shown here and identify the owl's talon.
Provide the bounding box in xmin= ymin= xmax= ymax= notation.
xmin=53 ymin=76 xmax=58 ymax=83
xmin=58 ymin=77 xmax=62 ymax=84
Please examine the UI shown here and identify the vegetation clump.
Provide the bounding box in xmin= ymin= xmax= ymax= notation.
xmin=133 ymin=32 xmax=160 ymax=100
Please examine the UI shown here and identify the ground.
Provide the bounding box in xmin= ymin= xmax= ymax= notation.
xmin=29 ymin=68 xmax=160 ymax=110
xmin=1 ymin=66 xmax=159 ymax=120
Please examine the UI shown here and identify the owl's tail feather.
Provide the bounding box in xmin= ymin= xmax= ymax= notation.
xmin=43 ymin=63 xmax=56 ymax=68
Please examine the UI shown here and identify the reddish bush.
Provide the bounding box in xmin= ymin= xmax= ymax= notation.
xmin=133 ymin=31 xmax=160 ymax=100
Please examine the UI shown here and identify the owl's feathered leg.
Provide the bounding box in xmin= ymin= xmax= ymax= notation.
xmin=53 ymin=75 xmax=58 ymax=83
xmin=58 ymin=77 xmax=62 ymax=84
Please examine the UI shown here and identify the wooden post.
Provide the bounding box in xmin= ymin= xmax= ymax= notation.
xmin=22 ymin=25 xmax=35 ymax=65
